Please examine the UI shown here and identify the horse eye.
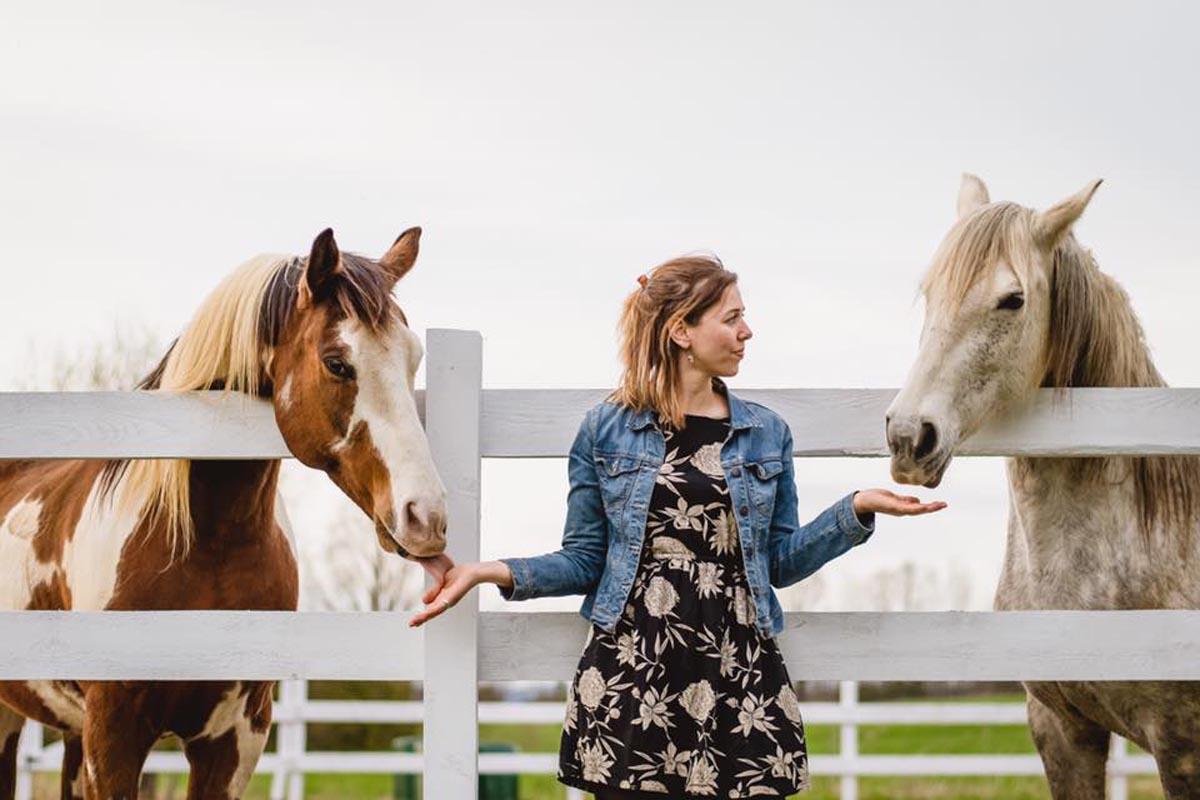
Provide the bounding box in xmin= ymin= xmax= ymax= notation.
xmin=323 ymin=356 xmax=355 ymax=380
xmin=997 ymin=293 xmax=1025 ymax=311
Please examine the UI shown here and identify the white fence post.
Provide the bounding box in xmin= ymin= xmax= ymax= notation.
xmin=269 ymin=679 xmax=305 ymax=800
xmin=1110 ymin=735 xmax=1129 ymax=800
xmin=839 ymin=680 xmax=858 ymax=800
xmin=424 ymin=329 xmax=483 ymax=799
xmin=286 ymin=679 xmax=308 ymax=800
xmin=15 ymin=721 xmax=40 ymax=800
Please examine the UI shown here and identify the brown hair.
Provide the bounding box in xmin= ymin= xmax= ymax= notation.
xmin=610 ymin=254 xmax=738 ymax=428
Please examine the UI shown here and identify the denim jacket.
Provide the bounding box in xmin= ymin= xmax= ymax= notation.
xmin=500 ymin=383 xmax=875 ymax=637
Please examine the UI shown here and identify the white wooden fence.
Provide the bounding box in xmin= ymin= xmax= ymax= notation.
xmin=2 ymin=328 xmax=1200 ymax=799
xmin=7 ymin=680 xmax=1157 ymax=799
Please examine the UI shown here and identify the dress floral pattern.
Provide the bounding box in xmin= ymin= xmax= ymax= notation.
xmin=559 ymin=415 xmax=810 ymax=798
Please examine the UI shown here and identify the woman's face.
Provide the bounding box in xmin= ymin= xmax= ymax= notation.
xmin=679 ymin=283 xmax=753 ymax=377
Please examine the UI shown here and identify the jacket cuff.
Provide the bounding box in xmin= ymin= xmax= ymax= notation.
xmin=498 ymin=557 xmax=535 ymax=601
xmin=838 ymin=492 xmax=875 ymax=545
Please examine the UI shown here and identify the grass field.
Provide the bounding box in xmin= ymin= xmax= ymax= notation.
xmin=30 ymin=694 xmax=1166 ymax=798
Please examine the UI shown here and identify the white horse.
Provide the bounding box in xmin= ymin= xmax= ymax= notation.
xmin=886 ymin=175 xmax=1200 ymax=799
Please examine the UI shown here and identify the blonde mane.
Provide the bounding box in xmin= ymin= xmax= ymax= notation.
xmin=113 ymin=254 xmax=292 ymax=560
xmin=925 ymin=204 xmax=1200 ymax=539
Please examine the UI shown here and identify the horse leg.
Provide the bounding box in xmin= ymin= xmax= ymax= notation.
xmin=81 ymin=685 xmax=158 ymax=800
xmin=0 ymin=706 xmax=27 ymax=800
xmin=1027 ymin=692 xmax=1110 ymax=800
xmin=182 ymin=683 xmax=273 ymax=800
xmin=1145 ymin=716 xmax=1200 ymax=799
xmin=1153 ymin=751 xmax=1200 ymax=800
xmin=60 ymin=733 xmax=84 ymax=800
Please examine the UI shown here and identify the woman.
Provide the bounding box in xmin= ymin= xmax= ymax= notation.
xmin=411 ymin=255 xmax=945 ymax=797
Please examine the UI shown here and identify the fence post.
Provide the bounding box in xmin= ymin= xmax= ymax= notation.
xmin=424 ymin=329 xmax=483 ymax=799
xmin=1110 ymin=735 xmax=1128 ymax=800
xmin=269 ymin=679 xmax=306 ymax=800
xmin=839 ymin=680 xmax=858 ymax=800
xmin=286 ymin=679 xmax=308 ymax=800
xmin=15 ymin=721 xmax=40 ymax=800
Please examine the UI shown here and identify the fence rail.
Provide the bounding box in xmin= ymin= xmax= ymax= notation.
xmin=1 ymin=329 xmax=1194 ymax=799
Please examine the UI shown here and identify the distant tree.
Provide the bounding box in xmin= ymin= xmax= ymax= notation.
xmin=9 ymin=321 xmax=162 ymax=390
xmin=299 ymin=503 xmax=426 ymax=612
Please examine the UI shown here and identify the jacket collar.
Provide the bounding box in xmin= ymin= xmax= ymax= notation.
xmin=628 ymin=378 xmax=761 ymax=432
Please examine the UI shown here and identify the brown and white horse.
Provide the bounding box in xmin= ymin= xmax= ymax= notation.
xmin=0 ymin=227 xmax=447 ymax=799
xmin=887 ymin=175 xmax=1200 ymax=798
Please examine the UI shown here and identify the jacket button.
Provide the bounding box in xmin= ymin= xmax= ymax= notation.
xmin=739 ymin=505 xmax=749 ymax=516
xmin=730 ymin=466 xmax=742 ymax=477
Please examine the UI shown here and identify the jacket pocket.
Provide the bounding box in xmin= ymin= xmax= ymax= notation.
xmin=745 ymin=458 xmax=784 ymax=517
xmin=594 ymin=453 xmax=642 ymax=523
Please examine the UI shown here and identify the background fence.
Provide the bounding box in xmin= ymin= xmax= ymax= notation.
xmin=3 ymin=328 xmax=1200 ymax=798
xmin=6 ymin=679 xmax=1158 ymax=800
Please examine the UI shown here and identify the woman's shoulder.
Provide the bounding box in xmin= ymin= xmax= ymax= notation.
xmin=584 ymin=398 xmax=639 ymax=432
xmin=577 ymin=399 xmax=652 ymax=454
xmin=724 ymin=388 xmax=789 ymax=435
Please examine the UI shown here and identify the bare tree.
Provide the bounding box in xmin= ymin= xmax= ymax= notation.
xmin=298 ymin=503 xmax=426 ymax=612
xmin=9 ymin=321 xmax=162 ymax=391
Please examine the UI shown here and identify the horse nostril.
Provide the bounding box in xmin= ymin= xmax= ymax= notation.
xmin=914 ymin=421 xmax=939 ymax=461
xmin=405 ymin=501 xmax=423 ymax=531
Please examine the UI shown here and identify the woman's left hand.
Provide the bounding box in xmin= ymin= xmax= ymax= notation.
xmin=853 ymin=488 xmax=947 ymax=517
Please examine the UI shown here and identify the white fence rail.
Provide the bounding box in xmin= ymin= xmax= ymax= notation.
xmin=2 ymin=328 xmax=1197 ymax=798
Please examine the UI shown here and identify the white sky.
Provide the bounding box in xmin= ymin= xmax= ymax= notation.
xmin=3 ymin=1 xmax=1198 ymax=611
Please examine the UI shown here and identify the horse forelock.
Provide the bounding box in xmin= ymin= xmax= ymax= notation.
xmin=259 ymin=252 xmax=405 ymax=351
xmin=921 ymin=202 xmax=1038 ymax=312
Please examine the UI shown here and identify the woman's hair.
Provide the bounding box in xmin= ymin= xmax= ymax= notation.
xmin=611 ymin=254 xmax=738 ymax=428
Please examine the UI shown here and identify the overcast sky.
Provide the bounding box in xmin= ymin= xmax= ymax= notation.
xmin=3 ymin=1 xmax=1198 ymax=611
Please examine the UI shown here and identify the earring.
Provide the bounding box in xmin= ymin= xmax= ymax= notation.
xmin=686 ymin=351 xmax=694 ymax=365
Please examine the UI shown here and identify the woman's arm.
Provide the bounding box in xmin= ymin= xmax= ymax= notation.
xmin=409 ymin=412 xmax=609 ymax=627
xmin=495 ymin=412 xmax=608 ymax=600
xmin=767 ymin=423 xmax=872 ymax=587
xmin=767 ymin=425 xmax=945 ymax=588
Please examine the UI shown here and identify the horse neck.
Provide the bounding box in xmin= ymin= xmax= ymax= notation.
xmin=998 ymin=246 xmax=1199 ymax=606
xmin=187 ymin=459 xmax=281 ymax=544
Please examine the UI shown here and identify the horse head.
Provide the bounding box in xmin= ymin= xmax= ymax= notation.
xmin=886 ymin=174 xmax=1102 ymax=487
xmin=267 ymin=227 xmax=447 ymax=558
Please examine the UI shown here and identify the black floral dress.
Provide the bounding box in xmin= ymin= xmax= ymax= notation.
xmin=559 ymin=415 xmax=810 ymax=798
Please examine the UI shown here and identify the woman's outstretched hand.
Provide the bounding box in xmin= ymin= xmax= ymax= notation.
xmin=853 ymin=488 xmax=947 ymax=517
xmin=408 ymin=559 xmax=513 ymax=628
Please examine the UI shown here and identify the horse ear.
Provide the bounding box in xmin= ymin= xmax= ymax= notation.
xmin=299 ymin=228 xmax=342 ymax=308
xmin=957 ymin=173 xmax=991 ymax=219
xmin=379 ymin=226 xmax=422 ymax=285
xmin=1034 ymin=179 xmax=1103 ymax=248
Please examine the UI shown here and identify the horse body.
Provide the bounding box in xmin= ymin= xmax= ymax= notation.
xmin=997 ymin=456 xmax=1200 ymax=797
xmin=887 ymin=176 xmax=1200 ymax=799
xmin=0 ymin=226 xmax=446 ymax=798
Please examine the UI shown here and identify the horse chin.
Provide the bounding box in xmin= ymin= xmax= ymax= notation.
xmin=890 ymin=453 xmax=952 ymax=488
xmin=373 ymin=524 xmax=410 ymax=558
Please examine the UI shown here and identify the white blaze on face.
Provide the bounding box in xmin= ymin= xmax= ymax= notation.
xmin=63 ymin=475 xmax=148 ymax=610
xmin=337 ymin=318 xmax=446 ymax=552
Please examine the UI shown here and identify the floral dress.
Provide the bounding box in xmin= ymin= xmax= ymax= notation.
xmin=558 ymin=414 xmax=810 ymax=798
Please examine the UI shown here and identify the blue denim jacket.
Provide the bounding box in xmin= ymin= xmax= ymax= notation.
xmin=500 ymin=384 xmax=875 ymax=637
